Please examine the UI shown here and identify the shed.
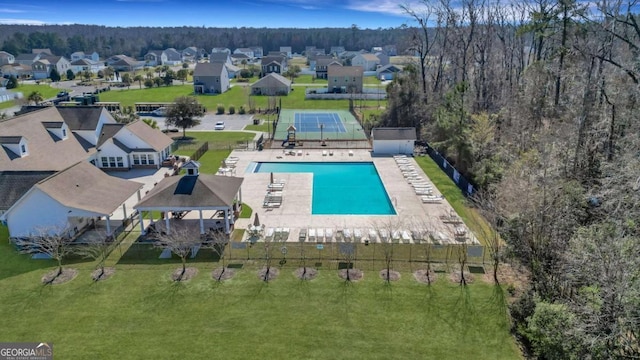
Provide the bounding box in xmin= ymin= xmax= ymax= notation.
xmin=371 ymin=127 xmax=417 ymax=155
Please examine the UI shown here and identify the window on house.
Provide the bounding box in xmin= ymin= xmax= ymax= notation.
xmin=21 ymin=144 xmax=26 ymax=153
xmin=133 ymin=154 xmax=140 ymax=165
xmin=62 ymin=129 xmax=67 ymax=137
xmin=109 ymin=157 xmax=116 ymax=167
xmin=116 ymin=157 xmax=124 ymax=167
xmin=148 ymin=156 xmax=155 ymax=165
xmin=101 ymin=157 xmax=108 ymax=167
xmin=140 ymin=155 xmax=148 ymax=165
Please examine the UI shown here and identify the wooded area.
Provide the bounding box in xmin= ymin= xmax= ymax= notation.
xmin=0 ymin=24 xmax=409 ymax=57
xmin=378 ymin=1 xmax=639 ymax=358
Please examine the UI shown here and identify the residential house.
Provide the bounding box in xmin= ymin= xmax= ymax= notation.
xmin=230 ymin=53 xmax=250 ymax=65
xmin=251 ymin=73 xmax=292 ymax=96
xmin=304 ymin=46 xmax=316 ymax=55
xmin=0 ymin=106 xmax=172 ymax=238
xmin=279 ymin=46 xmax=292 ymax=58
xmin=376 ymin=64 xmax=404 ymax=80
xmin=375 ymin=52 xmax=390 ymax=67
xmin=209 ymin=53 xmax=232 ymax=67
xmin=225 ymin=63 xmax=240 ymax=79
xmin=31 ymin=59 xmax=51 ymax=79
xmin=0 ymin=64 xmax=31 ymax=79
xmin=260 ymin=55 xmax=287 ymax=76
xmin=211 ymin=47 xmax=231 ymax=54
xmin=181 ymin=47 xmax=204 ymax=62
xmin=15 ymin=53 xmax=42 ymax=66
xmin=144 ymin=49 xmax=181 ymax=66
xmin=315 ymin=58 xmax=342 ymax=79
xmin=352 ymin=53 xmax=381 ymax=71
xmin=31 ymin=48 xmax=52 ymax=56
xmin=383 ymin=45 xmax=398 ymax=56
xmin=327 ymin=66 xmax=363 ymax=93
xmin=163 ymin=48 xmax=182 ymax=65
xmin=0 ymin=51 xmax=15 ymax=65
xmin=70 ymin=59 xmax=103 ymax=74
xmin=108 ymin=55 xmax=143 ymax=72
xmin=250 ymin=46 xmax=264 ymax=59
xmin=330 ymin=46 xmax=346 ymax=56
xmin=193 ymin=62 xmax=230 ymax=94
xmin=309 ymin=54 xmax=333 ymax=71
xmin=144 ymin=50 xmax=167 ymax=67
xmin=41 ymin=56 xmax=71 ymax=77
xmin=233 ymin=48 xmax=254 ymax=59
xmin=371 ymin=127 xmax=416 ymax=155
xmin=70 ymin=51 xmax=100 ymax=62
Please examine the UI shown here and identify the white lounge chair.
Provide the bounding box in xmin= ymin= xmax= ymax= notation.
xmin=298 ymin=228 xmax=307 ymax=242
xmin=348 ymin=150 xmax=354 ymax=156
xmin=325 ymin=228 xmax=333 ymax=243
xmin=421 ymin=195 xmax=445 ymax=203
xmin=265 ymin=227 xmax=275 ymax=241
xmin=281 ymin=228 xmax=290 ymax=241
xmin=308 ymin=228 xmax=316 ymax=242
xmin=343 ymin=228 xmax=352 ymax=242
xmin=317 ymin=228 xmax=325 ymax=243
xmin=263 ymin=201 xmax=282 ymax=208
xmin=297 ymin=150 xmax=303 ymax=156
xmin=274 ymin=227 xmax=283 ymax=241
xmin=415 ymin=189 xmax=433 ymax=195
xmin=392 ymin=230 xmax=401 ymax=243
xmin=322 ymin=150 xmax=327 ymax=156
xmin=368 ymin=229 xmax=378 ymax=243
xmin=411 ymin=229 xmax=424 ymax=244
xmin=335 ymin=229 xmax=344 ymax=242
xmin=353 ymin=228 xmax=362 ymax=243
xmin=268 ymin=183 xmax=285 ymax=190
xmin=379 ymin=229 xmax=389 ymax=243
xmin=401 ymin=230 xmax=412 ymax=244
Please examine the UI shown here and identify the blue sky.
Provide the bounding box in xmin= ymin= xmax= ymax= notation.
xmin=0 ymin=0 xmax=419 ymax=28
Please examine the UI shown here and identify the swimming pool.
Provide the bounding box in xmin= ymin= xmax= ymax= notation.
xmin=253 ymin=162 xmax=396 ymax=215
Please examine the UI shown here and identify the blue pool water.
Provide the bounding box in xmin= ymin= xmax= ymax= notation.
xmin=253 ymin=162 xmax=395 ymax=215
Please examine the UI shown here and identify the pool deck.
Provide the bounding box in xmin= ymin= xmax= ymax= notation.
xmin=211 ymin=149 xmax=478 ymax=245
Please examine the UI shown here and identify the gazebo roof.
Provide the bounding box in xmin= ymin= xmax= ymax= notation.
xmin=134 ymin=174 xmax=243 ymax=210
xmin=287 ymin=125 xmax=296 ymax=132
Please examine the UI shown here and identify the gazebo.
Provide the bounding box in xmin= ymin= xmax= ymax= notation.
xmin=134 ymin=161 xmax=243 ymax=235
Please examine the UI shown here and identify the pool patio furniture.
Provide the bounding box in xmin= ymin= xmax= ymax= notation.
xmin=401 ymin=230 xmax=412 ymax=244
xmin=325 ymin=228 xmax=333 ymax=242
xmin=353 ymin=228 xmax=362 ymax=243
xmin=309 ymin=228 xmax=316 ymax=242
xmin=421 ymin=195 xmax=445 ymax=203
xmin=317 ymin=228 xmax=325 ymax=243
xmin=265 ymin=227 xmax=275 ymax=241
xmin=379 ymin=229 xmax=389 ymax=243
xmin=368 ymin=229 xmax=378 ymax=243
xmin=298 ymin=228 xmax=307 ymax=242
xmin=322 ymin=150 xmax=327 ymax=156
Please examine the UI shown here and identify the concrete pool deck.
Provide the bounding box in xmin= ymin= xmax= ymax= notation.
xmin=217 ymin=149 xmax=479 ymax=245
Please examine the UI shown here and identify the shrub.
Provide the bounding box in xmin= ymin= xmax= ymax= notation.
xmin=238 ymin=105 xmax=246 ymax=115
xmin=236 ymin=78 xmax=250 ymax=83
xmin=216 ymin=104 xmax=225 ymax=115
xmin=228 ymin=105 xmax=235 ymax=115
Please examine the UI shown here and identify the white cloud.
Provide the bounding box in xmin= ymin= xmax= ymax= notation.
xmin=0 ymin=18 xmax=46 ymax=25
xmin=345 ymin=0 xmax=428 ymax=16
xmin=0 ymin=8 xmax=24 ymax=13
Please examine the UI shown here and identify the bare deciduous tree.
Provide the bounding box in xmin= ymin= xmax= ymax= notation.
xmin=14 ymin=226 xmax=76 ymax=283
xmin=155 ymin=228 xmax=202 ymax=281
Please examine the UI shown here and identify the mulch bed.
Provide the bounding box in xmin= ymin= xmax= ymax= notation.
xmin=338 ymin=269 xmax=363 ymax=281
xmin=41 ymin=268 xmax=78 ymax=285
xmin=449 ymin=270 xmax=475 ymax=284
xmin=258 ymin=267 xmax=279 ymax=281
xmin=172 ymin=267 xmax=198 ymax=282
xmin=413 ymin=269 xmax=438 ymax=284
xmin=211 ymin=267 xmax=236 ymax=281
xmin=294 ymin=267 xmax=318 ymax=280
xmin=91 ymin=267 xmax=115 ymax=282
xmin=379 ymin=269 xmax=401 ymax=281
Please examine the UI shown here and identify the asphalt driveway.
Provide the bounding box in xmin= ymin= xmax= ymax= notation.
xmin=149 ymin=114 xmax=255 ymax=131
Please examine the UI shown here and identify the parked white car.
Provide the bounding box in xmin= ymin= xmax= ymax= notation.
xmin=215 ymin=121 xmax=225 ymax=130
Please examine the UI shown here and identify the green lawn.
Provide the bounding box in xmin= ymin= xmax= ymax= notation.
xmin=99 ymin=84 xmax=386 ymax=113
xmin=415 ymin=156 xmax=494 ymax=245
xmin=1 ymin=84 xmax=67 ymax=108
xmin=0 ymin=227 xmax=519 ymax=360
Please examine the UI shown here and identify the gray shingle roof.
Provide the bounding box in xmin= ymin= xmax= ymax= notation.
xmin=372 ymin=127 xmax=417 ymax=141
xmin=125 ymin=120 xmax=173 ymax=152
xmin=194 ymin=62 xmax=224 ymax=76
xmin=97 ymin=123 xmax=125 ymax=147
xmin=328 ymin=66 xmax=363 ymax=77
xmin=57 ymin=106 xmax=106 ymax=131
xmin=135 ymin=174 xmax=243 ymax=209
xmin=0 ymin=171 xmax=55 ymax=210
xmin=36 ymin=161 xmax=142 ymax=215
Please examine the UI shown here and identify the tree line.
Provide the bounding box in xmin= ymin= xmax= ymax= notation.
xmin=379 ymin=0 xmax=639 ymax=358
xmin=0 ymin=24 xmax=410 ymax=58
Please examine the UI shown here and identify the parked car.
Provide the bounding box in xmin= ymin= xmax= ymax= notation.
xmin=215 ymin=121 xmax=225 ymax=130
xmin=151 ymin=107 xmax=167 ymax=117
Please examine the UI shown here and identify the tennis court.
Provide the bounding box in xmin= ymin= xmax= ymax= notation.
xmin=275 ymin=109 xmax=368 ymax=141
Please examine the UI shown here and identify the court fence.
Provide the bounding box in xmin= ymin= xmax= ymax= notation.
xmin=420 ymin=143 xmax=476 ymax=196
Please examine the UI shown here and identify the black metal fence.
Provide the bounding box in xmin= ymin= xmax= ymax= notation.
xmin=422 ymin=144 xmax=476 ymax=196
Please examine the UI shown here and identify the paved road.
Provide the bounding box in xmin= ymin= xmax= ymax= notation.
xmin=149 ymin=114 xmax=256 ymax=131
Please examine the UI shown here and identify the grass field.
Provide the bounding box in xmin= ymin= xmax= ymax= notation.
xmin=0 ymin=230 xmax=519 ymax=360
xmin=1 ymin=83 xmax=67 ymax=109
xmin=415 ymin=156 xmax=494 ymax=245
xmin=171 ymin=131 xmax=255 ymax=174
xmin=98 ymin=84 xmax=386 ymax=113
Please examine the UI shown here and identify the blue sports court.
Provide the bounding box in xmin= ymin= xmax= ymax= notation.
xmin=294 ymin=112 xmax=347 ymax=133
